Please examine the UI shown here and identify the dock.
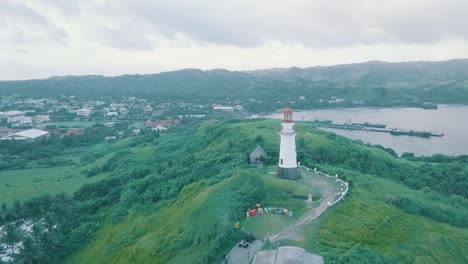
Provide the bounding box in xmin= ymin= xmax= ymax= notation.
xmin=303 ymin=121 xmax=444 ymax=138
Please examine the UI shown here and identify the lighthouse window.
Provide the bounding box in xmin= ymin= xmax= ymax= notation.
xmin=292 ymin=125 xmax=295 ymax=130
xmin=280 ymin=158 xmax=283 ymax=165
xmin=281 ymin=125 xmax=283 ymax=130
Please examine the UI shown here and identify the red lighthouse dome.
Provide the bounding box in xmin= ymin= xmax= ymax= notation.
xmin=283 ymin=108 xmax=293 ymax=123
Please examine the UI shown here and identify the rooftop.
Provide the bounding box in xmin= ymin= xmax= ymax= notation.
xmin=3 ymin=129 xmax=49 ymax=139
xmin=253 ymin=246 xmax=323 ymax=264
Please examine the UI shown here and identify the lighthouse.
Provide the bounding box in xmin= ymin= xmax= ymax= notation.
xmin=278 ymin=108 xmax=299 ymax=179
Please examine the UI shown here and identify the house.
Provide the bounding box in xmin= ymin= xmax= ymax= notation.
xmin=151 ymin=125 xmax=167 ymax=132
xmin=119 ymin=108 xmax=129 ymax=115
xmin=146 ymin=119 xmax=180 ymax=129
xmin=33 ymin=115 xmax=50 ymax=123
xmin=250 ymin=145 xmax=267 ymax=164
xmin=104 ymin=136 xmax=117 ymax=141
xmin=61 ymin=127 xmax=86 ymax=138
xmin=75 ymin=108 xmax=92 ymax=117
xmin=12 ymin=116 xmax=33 ymax=127
xmin=131 ymin=128 xmax=141 ymax=135
xmin=213 ymin=106 xmax=234 ymax=112
xmin=1 ymin=129 xmax=49 ymax=142
xmin=0 ymin=111 xmax=25 ymax=123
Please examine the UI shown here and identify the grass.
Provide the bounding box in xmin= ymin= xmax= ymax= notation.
xmin=274 ymin=172 xmax=468 ymax=263
xmin=220 ymin=120 xmax=468 ymax=263
xmin=67 ymin=171 xmax=262 ymax=264
xmin=0 ymin=166 xmax=106 ymax=203
xmin=5 ymin=118 xmax=467 ymax=263
xmin=0 ymin=137 xmax=144 ymax=204
xmin=241 ymin=168 xmax=341 ymax=240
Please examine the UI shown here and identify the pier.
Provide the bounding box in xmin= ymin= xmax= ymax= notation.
xmin=303 ymin=121 xmax=444 ymax=138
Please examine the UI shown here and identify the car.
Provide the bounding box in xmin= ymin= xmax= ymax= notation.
xmin=238 ymin=240 xmax=249 ymax=248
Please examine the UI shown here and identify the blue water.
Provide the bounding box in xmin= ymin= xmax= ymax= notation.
xmin=265 ymin=105 xmax=468 ymax=156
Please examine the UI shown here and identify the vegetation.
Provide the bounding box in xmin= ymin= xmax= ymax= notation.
xmin=0 ymin=119 xmax=467 ymax=263
xmin=1 ymin=60 xmax=468 ymax=112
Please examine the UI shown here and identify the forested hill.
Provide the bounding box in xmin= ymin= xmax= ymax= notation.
xmin=1 ymin=59 xmax=468 ymax=108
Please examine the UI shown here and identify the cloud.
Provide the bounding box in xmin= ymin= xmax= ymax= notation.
xmin=0 ymin=0 xmax=68 ymax=45
xmin=86 ymin=0 xmax=468 ymax=48
xmin=1 ymin=0 xmax=468 ymax=80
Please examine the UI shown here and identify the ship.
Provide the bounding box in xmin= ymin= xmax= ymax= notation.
xmin=421 ymin=102 xmax=438 ymax=109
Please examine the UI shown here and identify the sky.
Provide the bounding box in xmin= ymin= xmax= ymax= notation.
xmin=1 ymin=0 xmax=468 ymax=80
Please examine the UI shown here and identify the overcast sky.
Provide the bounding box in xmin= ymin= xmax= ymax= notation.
xmin=1 ymin=0 xmax=468 ymax=80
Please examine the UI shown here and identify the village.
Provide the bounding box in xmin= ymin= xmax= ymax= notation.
xmin=0 ymin=94 xmax=249 ymax=142
xmin=0 ymin=93 xmax=360 ymax=143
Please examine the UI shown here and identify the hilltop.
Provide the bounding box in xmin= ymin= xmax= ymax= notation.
xmin=0 ymin=119 xmax=467 ymax=263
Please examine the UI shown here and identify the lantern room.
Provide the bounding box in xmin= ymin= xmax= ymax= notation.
xmin=283 ymin=108 xmax=293 ymax=123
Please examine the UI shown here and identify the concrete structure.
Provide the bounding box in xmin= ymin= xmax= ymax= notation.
xmin=253 ymin=246 xmax=324 ymax=264
xmin=33 ymin=115 xmax=50 ymax=123
xmin=0 ymin=111 xmax=25 ymax=123
xmin=75 ymin=108 xmax=92 ymax=117
xmin=1 ymin=129 xmax=49 ymax=141
xmin=213 ymin=105 xmax=234 ymax=112
xmin=250 ymin=145 xmax=267 ymax=164
xmin=278 ymin=108 xmax=299 ymax=179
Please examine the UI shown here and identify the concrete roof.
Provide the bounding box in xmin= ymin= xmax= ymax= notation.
xmin=4 ymin=129 xmax=49 ymax=139
xmin=253 ymin=250 xmax=277 ymax=264
xmin=1 ymin=110 xmax=24 ymax=116
xmin=253 ymin=246 xmax=324 ymax=264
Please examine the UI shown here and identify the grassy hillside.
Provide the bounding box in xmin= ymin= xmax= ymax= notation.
xmin=68 ymin=171 xmax=265 ymax=264
xmin=0 ymin=136 xmax=141 ymax=204
xmin=1 ymin=119 xmax=467 ymax=263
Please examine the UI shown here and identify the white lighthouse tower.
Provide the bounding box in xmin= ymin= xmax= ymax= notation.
xmin=278 ymin=108 xmax=299 ymax=179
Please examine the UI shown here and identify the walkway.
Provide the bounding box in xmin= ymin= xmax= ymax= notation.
xmin=268 ymin=166 xmax=348 ymax=242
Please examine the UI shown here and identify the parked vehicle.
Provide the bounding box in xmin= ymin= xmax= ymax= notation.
xmin=238 ymin=240 xmax=249 ymax=248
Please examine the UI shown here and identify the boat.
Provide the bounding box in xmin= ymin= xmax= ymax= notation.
xmin=421 ymin=102 xmax=438 ymax=109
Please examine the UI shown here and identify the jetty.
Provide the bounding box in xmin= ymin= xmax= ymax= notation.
xmin=304 ymin=120 xmax=444 ymax=138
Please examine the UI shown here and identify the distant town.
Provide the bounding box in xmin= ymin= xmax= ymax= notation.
xmin=0 ymin=95 xmax=258 ymax=142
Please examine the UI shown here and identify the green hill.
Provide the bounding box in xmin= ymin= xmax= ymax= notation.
xmin=1 ymin=119 xmax=467 ymax=263
xmin=1 ymin=59 xmax=468 ymax=111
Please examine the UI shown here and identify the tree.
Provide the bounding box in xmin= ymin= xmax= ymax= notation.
xmin=15 ymin=237 xmax=46 ymax=264
xmin=1 ymin=224 xmax=21 ymax=254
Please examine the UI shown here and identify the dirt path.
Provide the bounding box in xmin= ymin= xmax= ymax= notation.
xmin=267 ymin=170 xmax=339 ymax=242
xmin=223 ymin=168 xmax=343 ymax=262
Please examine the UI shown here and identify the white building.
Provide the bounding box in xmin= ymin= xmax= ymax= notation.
xmin=33 ymin=115 xmax=50 ymax=123
xmin=0 ymin=111 xmax=26 ymax=123
xmin=75 ymin=108 xmax=92 ymax=117
xmin=213 ymin=106 xmax=234 ymax=112
xmin=1 ymin=129 xmax=49 ymax=141
xmin=13 ymin=116 xmax=33 ymax=127
xmin=151 ymin=125 xmax=168 ymax=132
xmin=278 ymin=108 xmax=299 ymax=179
xmin=119 ymin=108 xmax=129 ymax=115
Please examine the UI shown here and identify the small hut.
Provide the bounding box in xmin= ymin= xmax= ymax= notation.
xmin=250 ymin=145 xmax=267 ymax=165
